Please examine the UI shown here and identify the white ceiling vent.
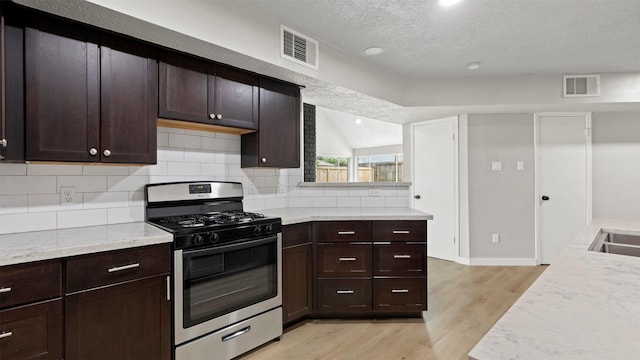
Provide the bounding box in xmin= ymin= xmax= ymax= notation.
xmin=563 ymin=75 xmax=600 ymax=97
xmin=281 ymin=25 xmax=318 ymax=70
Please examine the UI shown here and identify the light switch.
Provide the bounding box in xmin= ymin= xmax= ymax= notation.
xmin=491 ymin=161 xmax=502 ymax=171
xmin=517 ymin=161 xmax=525 ymax=171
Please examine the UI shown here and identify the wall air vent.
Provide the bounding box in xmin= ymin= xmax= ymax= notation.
xmin=563 ymin=75 xmax=600 ymax=97
xmin=281 ymin=25 xmax=318 ymax=70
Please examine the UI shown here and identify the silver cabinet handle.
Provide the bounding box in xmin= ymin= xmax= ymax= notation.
xmin=393 ymin=255 xmax=411 ymax=259
xmin=0 ymin=287 xmax=11 ymax=294
xmin=338 ymin=231 xmax=355 ymax=235
xmin=0 ymin=139 xmax=7 ymax=148
xmin=108 ymin=263 xmax=140 ymax=273
xmin=222 ymin=326 xmax=251 ymax=342
xmin=391 ymin=289 xmax=409 ymax=293
xmin=89 ymin=147 xmax=98 ymax=156
xmin=392 ymin=230 xmax=410 ymax=234
xmin=338 ymin=257 xmax=356 ymax=261
xmin=0 ymin=331 xmax=13 ymax=340
xmin=336 ymin=290 xmax=354 ymax=294
xmin=103 ymin=149 xmax=111 ymax=157
xmin=166 ymin=276 xmax=171 ymax=301
xmin=260 ymin=157 xmax=267 ymax=163
xmin=216 ymin=114 xmax=222 ymax=120
xmin=209 ymin=113 xmax=216 ymax=119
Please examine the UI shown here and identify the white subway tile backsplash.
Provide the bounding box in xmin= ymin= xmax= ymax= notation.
xmin=128 ymin=162 xmax=168 ymax=176
xmin=243 ymin=198 xmax=266 ymax=212
xmin=157 ymin=132 xmax=169 ymax=147
xmin=313 ymin=197 xmax=337 ymax=207
xmin=348 ymin=188 xmax=369 ymax=197
xmin=107 ymin=176 xmax=149 ymax=192
xmin=27 ymin=164 xmax=83 ymax=176
xmin=288 ymin=197 xmax=313 ymax=208
xmin=0 ymin=195 xmax=28 ymax=215
xmin=149 ymin=175 xmax=185 ymax=184
xmin=169 ymin=133 xmax=202 ymax=149
xmin=0 ymin=176 xmax=56 ymax=195
xmin=360 ymin=197 xmax=385 ymax=208
xmin=300 ymin=188 xmax=324 ymax=197
xmin=157 ymin=148 xmax=184 ymax=162
xmin=57 ymin=209 xmax=107 ymax=229
xmin=108 ymin=206 xmax=144 ymax=224
xmin=0 ymin=163 xmax=27 ymax=176
xmin=215 ymin=132 xmax=240 ymax=140
xmin=184 ymin=150 xmax=216 ymax=163
xmin=168 ymin=162 xmax=201 ymax=176
xmin=185 ymin=129 xmax=216 ymax=138
xmin=129 ymin=190 xmax=145 ymax=206
xmin=84 ymin=165 xmax=130 ymax=176
xmin=201 ymin=164 xmax=228 ymax=177
xmin=265 ymin=197 xmax=287 ymax=210
xmin=84 ymin=192 xmax=130 ymax=209
xmin=28 ymin=193 xmax=83 ymax=212
xmin=324 ymin=188 xmax=350 ymax=197
xmin=229 ymin=139 xmax=241 ymax=152
xmin=384 ymin=197 xmax=410 ymax=208
xmin=0 ymin=212 xmax=57 ymax=234
xmin=337 ymin=197 xmax=361 ymax=208
xmin=159 ymin=126 xmax=186 ymax=134
xmin=58 ymin=176 xmax=107 ymax=193
xmin=202 ymin=137 xmax=230 ymax=152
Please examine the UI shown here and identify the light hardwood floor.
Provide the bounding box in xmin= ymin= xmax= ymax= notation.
xmin=240 ymin=258 xmax=546 ymax=360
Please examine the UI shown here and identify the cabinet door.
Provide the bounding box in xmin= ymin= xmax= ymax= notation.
xmin=0 ymin=13 xmax=25 ymax=162
xmin=282 ymin=243 xmax=312 ymax=324
xmin=100 ymin=35 xmax=157 ymax=164
xmin=241 ymin=78 xmax=300 ymax=168
xmin=158 ymin=52 xmax=212 ymax=123
xmin=212 ymin=65 xmax=258 ymax=130
xmin=0 ymin=299 xmax=63 ymax=360
xmin=65 ymin=276 xmax=171 ymax=360
xmin=25 ymin=18 xmax=100 ymax=162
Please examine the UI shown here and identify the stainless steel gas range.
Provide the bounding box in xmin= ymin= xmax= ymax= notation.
xmin=144 ymin=181 xmax=282 ymax=360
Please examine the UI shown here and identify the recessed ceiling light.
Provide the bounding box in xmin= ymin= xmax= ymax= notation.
xmin=355 ymin=118 xmax=363 ymax=124
xmin=363 ymin=46 xmax=384 ymax=56
xmin=467 ymin=62 xmax=481 ymax=70
xmin=439 ymin=0 xmax=463 ymax=6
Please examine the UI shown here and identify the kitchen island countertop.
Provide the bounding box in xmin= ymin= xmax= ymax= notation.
xmin=468 ymin=218 xmax=640 ymax=360
xmin=0 ymin=222 xmax=172 ymax=266
xmin=262 ymin=207 xmax=433 ymax=225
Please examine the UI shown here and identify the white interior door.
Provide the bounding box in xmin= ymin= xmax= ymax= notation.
xmin=536 ymin=113 xmax=591 ymax=264
xmin=412 ymin=118 xmax=457 ymax=261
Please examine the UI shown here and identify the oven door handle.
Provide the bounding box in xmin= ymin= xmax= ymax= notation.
xmin=182 ymin=235 xmax=278 ymax=260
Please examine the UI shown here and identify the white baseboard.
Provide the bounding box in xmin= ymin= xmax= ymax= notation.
xmin=456 ymin=257 xmax=537 ymax=266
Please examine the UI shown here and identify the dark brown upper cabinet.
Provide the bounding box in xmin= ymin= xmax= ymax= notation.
xmin=25 ymin=17 xmax=157 ymax=164
xmin=241 ymin=78 xmax=300 ymax=168
xmin=0 ymin=5 xmax=25 ymax=162
xmin=159 ymin=52 xmax=258 ymax=130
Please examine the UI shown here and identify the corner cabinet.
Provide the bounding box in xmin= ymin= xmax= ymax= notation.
xmin=64 ymin=243 xmax=171 ymax=360
xmin=25 ymin=16 xmax=157 ymax=164
xmin=241 ymin=78 xmax=300 ymax=168
xmin=282 ymin=223 xmax=313 ymax=325
xmin=158 ymin=52 xmax=258 ymax=130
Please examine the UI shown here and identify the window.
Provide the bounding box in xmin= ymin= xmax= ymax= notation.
xmin=316 ymin=156 xmax=349 ymax=183
xmin=357 ymin=154 xmax=403 ymax=182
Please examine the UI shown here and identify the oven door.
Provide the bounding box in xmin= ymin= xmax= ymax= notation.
xmin=174 ymin=234 xmax=282 ymax=345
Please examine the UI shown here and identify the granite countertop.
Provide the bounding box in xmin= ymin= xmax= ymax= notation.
xmin=0 ymin=222 xmax=172 ymax=266
xmin=468 ymin=218 xmax=640 ymax=360
xmin=262 ymin=207 xmax=433 ymax=225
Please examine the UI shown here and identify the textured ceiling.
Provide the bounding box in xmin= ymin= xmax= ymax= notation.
xmin=241 ymin=0 xmax=640 ymax=78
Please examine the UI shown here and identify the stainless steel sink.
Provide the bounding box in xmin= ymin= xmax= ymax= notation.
xmin=589 ymin=230 xmax=640 ymax=257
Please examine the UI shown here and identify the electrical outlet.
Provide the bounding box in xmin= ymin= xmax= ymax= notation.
xmin=368 ymin=189 xmax=381 ymax=197
xmin=492 ymin=233 xmax=500 ymax=244
xmin=60 ymin=187 xmax=76 ymax=205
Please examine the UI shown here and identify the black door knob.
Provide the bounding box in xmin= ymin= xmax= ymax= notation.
xmin=414 ymin=195 xmax=421 ymax=199
xmin=541 ymin=195 xmax=550 ymax=201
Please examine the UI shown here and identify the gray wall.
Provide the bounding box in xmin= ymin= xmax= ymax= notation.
xmin=467 ymin=114 xmax=536 ymax=259
xmin=592 ymin=112 xmax=640 ymax=220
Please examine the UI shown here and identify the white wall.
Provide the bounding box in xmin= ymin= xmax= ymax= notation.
xmin=315 ymin=113 xmax=352 ymax=157
xmin=592 ymin=111 xmax=640 ymax=220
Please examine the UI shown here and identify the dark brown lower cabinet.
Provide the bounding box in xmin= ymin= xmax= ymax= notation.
xmin=0 ymin=299 xmax=63 ymax=360
xmin=65 ymin=276 xmax=170 ymax=360
xmin=316 ymin=278 xmax=371 ymax=314
xmin=282 ymin=243 xmax=312 ymax=324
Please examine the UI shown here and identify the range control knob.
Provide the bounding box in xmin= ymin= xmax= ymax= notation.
xmin=253 ymin=226 xmax=262 ymax=236
xmin=208 ymin=232 xmax=220 ymax=244
xmin=264 ymin=224 xmax=273 ymax=234
xmin=192 ymin=234 xmax=204 ymax=246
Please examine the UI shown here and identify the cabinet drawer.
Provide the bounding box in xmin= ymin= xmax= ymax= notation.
xmin=373 ymin=278 xmax=426 ymax=312
xmin=66 ymin=243 xmax=171 ymax=293
xmin=372 ymin=221 xmax=426 ymax=242
xmin=317 ymin=244 xmax=372 ymax=277
xmin=0 ymin=299 xmax=63 ymax=360
xmin=316 ymin=279 xmax=371 ymax=312
xmin=314 ymin=221 xmax=371 ymax=243
xmin=0 ymin=260 xmax=61 ymax=309
xmin=373 ymin=243 xmax=426 ymax=276
xmin=283 ymin=223 xmax=310 ymax=248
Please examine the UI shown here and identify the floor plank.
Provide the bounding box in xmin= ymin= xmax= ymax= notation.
xmin=240 ymin=258 xmax=546 ymax=360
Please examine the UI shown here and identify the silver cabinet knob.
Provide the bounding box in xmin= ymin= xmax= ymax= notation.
xmin=0 ymin=139 xmax=7 ymax=148
xmin=209 ymin=114 xmax=216 ymax=119
xmin=103 ymin=149 xmax=111 ymax=157
xmin=89 ymin=148 xmax=98 ymax=156
xmin=260 ymin=157 xmax=267 ymax=163
xmin=216 ymin=114 xmax=222 ymax=120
